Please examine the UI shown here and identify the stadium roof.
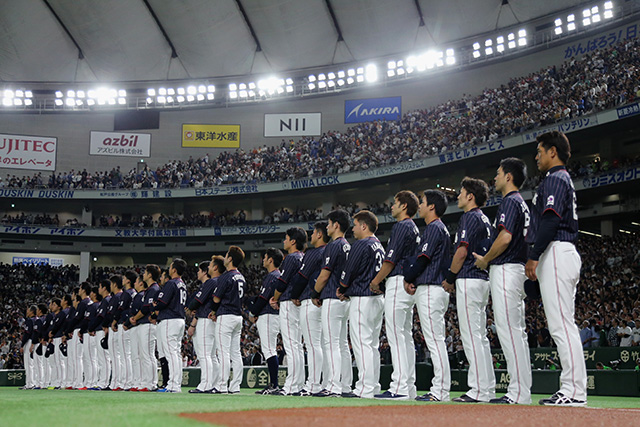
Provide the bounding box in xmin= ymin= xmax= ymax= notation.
xmin=0 ymin=0 xmax=591 ymax=83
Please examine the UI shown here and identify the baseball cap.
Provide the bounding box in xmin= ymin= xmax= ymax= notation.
xmin=100 ymin=336 xmax=108 ymax=350
xmin=59 ymin=342 xmax=68 ymax=357
xmin=45 ymin=343 xmax=55 ymax=358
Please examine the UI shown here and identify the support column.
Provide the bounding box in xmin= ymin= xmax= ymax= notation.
xmin=600 ymin=219 xmax=613 ymax=237
xmin=251 ymin=197 xmax=264 ymax=221
xmin=79 ymin=251 xmax=90 ymax=282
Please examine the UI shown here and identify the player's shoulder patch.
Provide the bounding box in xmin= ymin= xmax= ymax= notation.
xmin=546 ymin=195 xmax=554 ymax=206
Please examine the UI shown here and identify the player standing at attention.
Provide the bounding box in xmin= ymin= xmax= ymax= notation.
xmin=63 ymin=288 xmax=78 ymax=390
xmin=32 ymin=304 xmax=47 ymax=389
xmin=270 ymin=227 xmax=307 ymax=395
xmin=404 ymin=190 xmax=452 ymax=402
xmin=107 ymin=275 xmax=125 ymax=390
xmin=46 ymin=298 xmax=64 ymax=389
xmin=443 ymin=177 xmax=495 ymax=403
xmin=311 ymin=209 xmax=353 ymax=398
xmin=94 ymin=281 xmax=112 ymax=390
xmin=154 ymin=259 xmax=188 ymax=393
xmin=249 ymin=248 xmax=284 ymax=395
xmin=72 ymin=282 xmax=93 ymax=390
xmin=473 ymin=158 xmax=532 ymax=404
xmin=123 ymin=276 xmax=146 ymax=391
xmin=525 ymin=131 xmax=587 ymax=407
xmin=338 ymin=210 xmax=385 ymax=399
xmin=187 ymin=258 xmax=225 ymax=393
xmin=370 ymin=190 xmax=421 ymax=400
xmin=20 ymin=305 xmax=36 ymax=390
xmin=119 ymin=271 xmax=137 ymax=390
xmin=80 ymin=289 xmax=98 ymax=390
xmin=210 ymin=246 xmax=246 ymax=394
xmin=290 ymin=221 xmax=330 ymax=396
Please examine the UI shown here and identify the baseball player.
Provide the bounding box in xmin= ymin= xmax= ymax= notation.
xmin=249 ymin=248 xmax=283 ymax=395
xmin=42 ymin=299 xmax=57 ymax=389
xmin=129 ymin=264 xmax=162 ymax=392
xmin=80 ymin=288 xmax=99 ymax=390
xmin=443 ymin=177 xmax=495 ymax=403
xmin=525 ymin=131 xmax=586 ymax=406
xmin=473 ymin=158 xmax=532 ymax=404
xmin=48 ymin=297 xmax=69 ymax=389
xmin=187 ymin=258 xmax=225 ymax=393
xmin=290 ymin=221 xmax=330 ymax=396
xmin=310 ymin=209 xmax=353 ymax=398
xmin=107 ymin=275 xmax=125 ymax=390
xmin=338 ymin=210 xmax=385 ymax=399
xmin=123 ymin=276 xmax=145 ymax=391
xmin=155 ymin=258 xmax=188 ymax=393
xmin=211 ymin=246 xmax=246 ymax=394
xmin=93 ymin=281 xmax=112 ymax=390
xmin=71 ymin=282 xmax=92 ymax=390
xmin=270 ymin=227 xmax=307 ymax=395
xmin=404 ymin=189 xmax=452 ymax=402
xmin=120 ymin=271 xmax=138 ymax=390
xmin=32 ymin=304 xmax=47 ymax=389
xmin=20 ymin=305 xmax=36 ymax=390
xmin=63 ymin=288 xmax=78 ymax=389
xmin=370 ymin=190 xmax=421 ymax=400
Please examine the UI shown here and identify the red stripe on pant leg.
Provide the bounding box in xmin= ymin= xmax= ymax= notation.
xmin=502 ymin=265 xmax=521 ymax=402
xmin=463 ymin=279 xmax=481 ymax=399
xmin=553 ymin=246 xmax=576 ymax=399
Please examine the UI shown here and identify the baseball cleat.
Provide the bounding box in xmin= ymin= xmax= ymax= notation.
xmin=255 ymin=386 xmax=278 ymax=395
xmin=415 ymin=392 xmax=440 ymax=402
xmin=538 ymin=392 xmax=586 ymax=407
xmin=290 ymin=389 xmax=313 ymax=397
xmin=271 ymin=388 xmax=288 ymax=396
xmin=489 ymin=395 xmax=516 ymax=404
xmin=374 ymin=391 xmax=409 ymax=400
xmin=341 ymin=391 xmax=359 ymax=398
xmin=137 ymin=388 xmax=150 ymax=392
xmin=313 ymin=389 xmax=341 ymax=398
xmin=452 ymin=394 xmax=481 ymax=403
xmin=188 ymin=388 xmax=206 ymax=393
xmin=206 ymin=388 xmax=223 ymax=394
xmin=227 ymin=390 xmax=240 ymax=394
xmin=155 ymin=388 xmax=170 ymax=392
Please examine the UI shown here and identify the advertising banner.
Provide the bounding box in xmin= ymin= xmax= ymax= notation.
xmin=182 ymin=124 xmax=241 ymax=148
xmin=0 ymin=133 xmax=56 ymax=171
xmin=344 ymin=96 xmax=401 ymax=123
xmin=264 ymin=113 xmax=321 ymax=137
xmin=90 ymin=131 xmax=151 ymax=157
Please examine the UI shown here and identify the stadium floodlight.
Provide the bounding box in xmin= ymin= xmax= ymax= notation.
xmin=555 ymin=18 xmax=562 ymax=26
xmin=473 ymin=42 xmax=481 ymax=50
xmin=567 ymin=13 xmax=575 ymax=22
xmin=356 ymin=67 xmax=364 ymax=74
xmin=485 ymin=39 xmax=492 ymax=47
xmin=508 ymin=32 xmax=515 ymax=40
xmin=337 ymin=70 xmax=345 ymax=78
xmin=86 ymin=99 xmax=95 ymax=106
xmin=157 ymin=96 xmax=166 ymax=104
xmin=4 ymin=90 xmax=13 ymax=98
xmin=337 ymin=79 xmax=345 ymax=86
xmin=592 ymin=6 xmax=599 ymax=14
xmin=197 ymin=94 xmax=205 ymax=101
xmin=518 ymin=37 xmax=527 ymax=46
xmin=327 ymin=80 xmax=335 ymax=88
xmin=229 ymin=91 xmax=238 ymax=99
xmin=318 ymin=81 xmax=327 ymax=89
xmin=198 ymin=85 xmax=206 ymax=93
xmin=318 ymin=73 xmax=326 ymax=80
xmin=177 ymin=87 xmax=185 ymax=95
xmin=308 ymin=74 xmax=316 ymax=82
xmin=186 ymin=95 xmax=194 ymax=102
xmin=148 ymin=88 xmax=156 ymax=96
xmin=286 ymin=85 xmax=293 ymax=93
xmin=158 ymin=87 xmax=167 ymax=95
xmin=396 ymin=66 xmax=406 ymax=74
xmin=495 ymin=37 xmax=504 ymax=45
xmin=446 ymin=48 xmax=454 ymax=57
xmin=76 ymin=99 xmax=83 ymax=106
xmin=146 ymin=97 xmax=153 ymax=104
xmin=97 ymin=98 xmax=106 ymax=105
xmin=25 ymin=90 xmax=32 ymax=98
xmin=118 ymin=89 xmax=126 ymax=97
xmin=388 ymin=69 xmax=395 ymax=77
xmin=285 ymin=78 xmax=293 ymax=85
xmin=485 ymin=47 xmax=493 ymax=55
xmin=15 ymin=90 xmax=24 ymax=97
xmin=604 ymin=1 xmax=613 ymax=9
xmin=308 ymin=83 xmax=316 ymax=90
xmin=497 ymin=44 xmax=505 ymax=53
xmin=365 ymin=64 xmax=377 ymax=82
xmin=347 ymin=68 xmax=356 ymax=76
xmin=55 ymin=98 xmax=63 ymax=106
xmin=593 ymin=14 xmax=601 ymax=23
xmin=55 ymin=90 xmax=63 ymax=98
xmin=508 ymin=40 xmax=516 ymax=49
xmin=555 ymin=27 xmax=563 ymax=35
xmin=118 ymin=97 xmax=126 ymax=105
xmin=356 ymin=75 xmax=364 ymax=83
xmin=604 ymin=9 xmax=613 ymax=19
xmin=406 ymin=67 xmax=414 ymax=74
xmin=25 ymin=99 xmax=32 ymax=106
xmin=388 ymin=61 xmax=397 ymax=69
xmin=167 ymin=88 xmax=175 ymax=95
xmin=473 ymin=50 xmax=481 ymax=58
xmin=583 ymin=17 xmax=591 ymax=26
xmin=239 ymin=90 xmax=248 ymax=98
xmin=65 ymin=98 xmax=74 ymax=106
xmin=176 ymin=95 xmax=185 ymax=102
xmin=2 ymin=98 xmax=11 ymax=106
xmin=187 ymin=85 xmax=197 ymax=94
xmin=239 ymin=83 xmax=247 ymax=90
xmin=248 ymin=82 xmax=256 ymax=89
xmin=328 ymin=72 xmax=336 ymax=79
xmin=247 ymin=90 xmax=255 ymax=97
xmin=14 ymin=98 xmax=22 ymax=106
xmin=277 ymin=87 xmax=285 ymax=94
xmin=518 ymin=29 xmax=526 ymax=37
xmin=207 ymin=84 xmax=215 ymax=92
xmin=347 ymin=77 xmax=355 ymax=84
xmin=568 ymin=22 xmax=576 ymax=31
xmin=206 ymin=93 xmax=214 ymax=100
xmin=583 ymin=8 xmax=591 ymax=17
xmin=228 ymin=83 xmax=237 ymax=91
xmin=77 ymin=90 xmax=85 ymax=98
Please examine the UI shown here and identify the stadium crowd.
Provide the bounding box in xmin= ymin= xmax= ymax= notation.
xmin=1 ymin=38 xmax=640 ymax=191
xmin=1 ymin=231 xmax=638 ymax=371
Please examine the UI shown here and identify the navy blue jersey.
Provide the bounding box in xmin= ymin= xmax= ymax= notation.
xmin=213 ymin=270 xmax=245 ymax=316
xmin=128 ymin=291 xmax=145 ymax=327
xmin=106 ymin=291 xmax=122 ymax=327
xmin=82 ymin=302 xmax=97 ymax=333
xmin=491 ymin=191 xmax=530 ymax=265
xmin=528 ymin=166 xmax=578 ymax=244
xmin=71 ymin=297 xmax=91 ymax=330
xmin=455 ymin=207 xmax=493 ymax=280
xmin=116 ymin=288 xmax=135 ymax=324
xmin=157 ymin=278 xmax=187 ymax=321
xmin=22 ymin=317 xmax=33 ymax=346
xmin=194 ymin=278 xmax=218 ymax=319
xmin=320 ymin=237 xmax=351 ymax=300
xmin=298 ymin=245 xmax=326 ymax=301
xmin=32 ymin=317 xmax=44 ymax=342
xmin=140 ymin=283 xmax=160 ymax=324
xmin=63 ymin=306 xmax=76 ymax=334
xmin=416 ymin=219 xmax=452 ymax=285
xmin=258 ymin=269 xmax=281 ymax=316
xmin=277 ymin=251 xmax=304 ymax=301
xmin=340 ymin=236 xmax=385 ymax=297
xmin=44 ymin=312 xmax=55 ymax=337
xmin=51 ymin=309 xmax=67 ymax=338
xmin=92 ymin=299 xmax=109 ymax=332
xmin=385 ymin=218 xmax=420 ymax=276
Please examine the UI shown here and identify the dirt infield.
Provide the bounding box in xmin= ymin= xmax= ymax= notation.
xmin=181 ymin=405 xmax=640 ymax=427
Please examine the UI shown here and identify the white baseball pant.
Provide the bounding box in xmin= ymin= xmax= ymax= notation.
xmin=23 ymin=340 xmax=34 ymax=388
xmin=122 ymin=328 xmax=135 ymax=389
xmin=300 ymin=299 xmax=323 ymax=393
xmin=46 ymin=343 xmax=56 ymax=387
xmin=158 ymin=318 xmax=185 ymax=392
xmin=111 ymin=327 xmax=125 ymax=389
xmin=537 ymin=241 xmax=586 ymax=401
xmin=34 ymin=348 xmax=45 ymax=388
xmin=128 ymin=327 xmax=142 ymax=389
xmin=349 ymin=295 xmax=384 ymax=398
xmin=385 ymin=275 xmax=417 ymax=398
xmin=321 ymin=298 xmax=352 ymax=394
xmin=65 ymin=335 xmax=77 ymax=388
xmin=216 ymin=314 xmax=243 ymax=393
xmin=52 ymin=337 xmax=66 ymax=388
xmin=82 ymin=332 xmax=96 ymax=388
xmin=280 ymin=300 xmax=305 ymax=394
xmin=256 ymin=314 xmax=280 ymax=360
xmin=456 ymin=278 xmax=495 ymax=402
xmin=415 ymin=284 xmax=451 ymax=401
xmin=94 ymin=330 xmax=110 ymax=389
xmin=71 ymin=330 xmax=84 ymax=389
xmin=107 ymin=330 xmax=119 ymax=389
xmin=193 ymin=318 xmax=219 ymax=391
xmin=490 ymin=263 xmax=532 ymax=404
xmin=136 ymin=323 xmax=157 ymax=390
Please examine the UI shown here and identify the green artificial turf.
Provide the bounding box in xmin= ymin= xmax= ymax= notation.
xmin=0 ymin=388 xmax=638 ymax=426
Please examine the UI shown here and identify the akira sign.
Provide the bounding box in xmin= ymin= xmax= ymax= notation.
xmin=0 ymin=133 xmax=57 ymax=171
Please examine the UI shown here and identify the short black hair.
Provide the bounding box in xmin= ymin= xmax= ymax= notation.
xmin=314 ymin=221 xmax=330 ymax=243
xmin=63 ymin=294 xmax=73 ymax=307
xmin=210 ymin=255 xmax=226 ymax=274
xmin=124 ymin=270 xmax=138 ymax=286
xmin=171 ymin=258 xmax=187 ymax=276
xmin=423 ymin=189 xmax=448 ymax=217
xmin=286 ymin=227 xmax=308 ymax=250
xmin=91 ymin=286 xmax=100 ymax=296
xmin=227 ymin=246 xmax=245 ymax=267
xmin=353 ymin=210 xmax=378 ymax=233
xmin=145 ymin=264 xmax=161 ymax=281
xmin=99 ymin=280 xmax=111 ymax=292
xmin=28 ymin=305 xmax=37 ymax=316
xmin=461 ymin=177 xmax=489 ymax=207
xmin=500 ymin=157 xmax=527 ymax=188
xmin=37 ymin=303 xmax=48 ymax=315
xmin=110 ymin=275 xmax=123 ymax=289
xmin=395 ymin=190 xmax=419 ymax=217
xmin=80 ymin=281 xmax=92 ymax=296
xmin=537 ymin=130 xmax=571 ymax=164
xmin=327 ymin=209 xmax=350 ymax=233
xmin=198 ymin=261 xmax=210 ymax=277
xmin=51 ymin=298 xmax=61 ymax=308
xmin=265 ymin=247 xmax=284 ymax=268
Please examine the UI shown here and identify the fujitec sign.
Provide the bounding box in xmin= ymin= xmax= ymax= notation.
xmin=0 ymin=133 xmax=57 ymax=171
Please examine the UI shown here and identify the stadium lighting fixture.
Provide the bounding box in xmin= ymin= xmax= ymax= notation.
xmin=119 ymin=89 xmax=127 ymax=97
xmin=604 ymin=9 xmax=613 ymax=19
xmin=356 ymin=67 xmax=364 ymax=74
xmin=239 ymin=90 xmax=247 ymax=98
xmin=206 ymin=93 xmax=214 ymax=100
xmin=147 ymin=88 xmax=156 ymax=96
xmin=187 ymin=86 xmax=196 ymax=94
xmin=25 ymin=91 xmax=32 ymax=98
xmin=308 ymin=83 xmax=315 ymax=90
xmin=76 ymin=99 xmax=83 ymax=106
xmin=228 ymin=83 xmax=237 ymax=91
xmin=167 ymin=88 xmax=175 ymax=95
xmin=247 ymin=90 xmax=255 ymax=97
xmin=198 ymin=85 xmax=206 ymax=93
xmin=55 ymin=99 xmax=63 ymax=106
xmin=473 ymin=50 xmax=481 ymax=58
xmin=25 ymin=99 xmax=32 ymax=106
xmin=346 ymin=77 xmax=354 ymax=84
xmin=497 ymin=44 xmax=504 ymax=53
xmin=177 ymin=87 xmax=185 ymax=95
xmin=485 ymin=39 xmax=492 ymax=47
xmin=286 ymin=85 xmax=293 ymax=93
xmin=146 ymin=97 xmax=153 ymax=104
xmin=186 ymin=95 xmax=194 ymax=102
xmin=67 ymin=90 xmax=75 ymax=98
xmin=347 ymin=68 xmax=356 ymax=76
xmin=318 ymin=81 xmax=327 ymax=89
xmin=118 ymin=97 xmax=126 ymax=105
xmin=485 ymin=47 xmax=493 ymax=55
xmin=337 ymin=70 xmax=345 ymax=78
xmin=308 ymin=75 xmax=316 ymax=82
xmin=518 ymin=29 xmax=527 ymax=46
xmin=55 ymin=91 xmax=63 ymax=98
xmin=4 ymin=90 xmax=13 ymax=98
xmin=65 ymin=98 xmax=74 ymax=106
xmin=239 ymin=83 xmax=247 ymax=90
xmin=388 ymin=69 xmax=395 ymax=77
xmin=337 ymin=79 xmax=345 ymax=86
xmin=318 ymin=73 xmax=326 ymax=80
xmin=86 ymin=99 xmax=95 ymax=106
xmin=397 ymin=67 xmax=405 ymax=74
xmin=285 ymin=78 xmax=293 ymax=85
xmin=276 ymin=87 xmax=284 ymax=94
xmin=13 ymin=98 xmax=22 ymax=106
xmin=158 ymin=87 xmax=167 ymax=95
xmin=207 ymin=85 xmax=215 ymax=92
xmin=2 ymin=98 xmax=11 ymax=106
xmin=176 ymin=95 xmax=185 ymax=102
xmin=229 ymin=91 xmax=238 ymax=99
xmin=328 ymin=72 xmax=336 ymax=79
xmin=77 ymin=90 xmax=85 ymax=98
xmin=388 ymin=61 xmax=397 ymax=69
xmin=356 ymin=75 xmax=364 ymax=83
xmin=248 ymin=82 xmax=256 ymax=89
xmin=196 ymin=94 xmax=205 ymax=101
